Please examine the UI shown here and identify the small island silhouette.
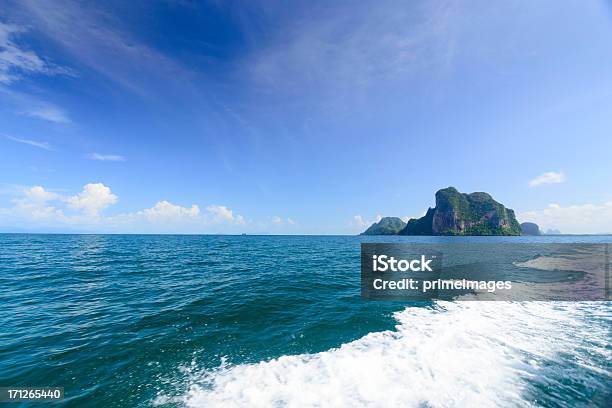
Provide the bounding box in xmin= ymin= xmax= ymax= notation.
xmin=362 ymin=187 xmax=524 ymax=236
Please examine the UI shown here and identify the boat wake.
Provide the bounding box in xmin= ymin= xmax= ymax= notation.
xmin=155 ymin=301 xmax=611 ymax=407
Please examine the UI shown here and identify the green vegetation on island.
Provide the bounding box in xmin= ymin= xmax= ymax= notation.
xmin=361 ymin=217 xmax=407 ymax=235
xmin=362 ymin=187 xmax=523 ymax=236
xmin=520 ymin=222 xmax=541 ymax=236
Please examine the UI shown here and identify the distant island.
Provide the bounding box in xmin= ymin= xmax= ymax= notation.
xmin=362 ymin=217 xmax=407 ymax=235
xmin=362 ymin=187 xmax=523 ymax=236
xmin=520 ymin=222 xmax=541 ymax=236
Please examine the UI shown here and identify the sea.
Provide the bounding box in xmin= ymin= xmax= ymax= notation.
xmin=0 ymin=234 xmax=610 ymax=407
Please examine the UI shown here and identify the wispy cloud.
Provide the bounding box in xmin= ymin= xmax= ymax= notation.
xmin=0 ymin=22 xmax=47 ymax=83
xmin=0 ymin=80 xmax=72 ymax=124
xmin=271 ymin=216 xmax=296 ymax=226
xmin=0 ymin=22 xmax=71 ymax=84
xmin=20 ymin=104 xmax=71 ymax=123
xmin=529 ymin=171 xmax=565 ymax=187
xmin=241 ymin=0 xmax=465 ymax=105
xmin=352 ymin=215 xmax=369 ymax=228
xmin=12 ymin=0 xmax=196 ymax=98
xmin=89 ymin=153 xmax=126 ymax=162
xmin=0 ymin=21 xmax=73 ymax=126
xmin=5 ymin=134 xmax=52 ymax=150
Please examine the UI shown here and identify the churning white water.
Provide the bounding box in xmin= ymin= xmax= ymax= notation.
xmin=157 ymin=301 xmax=610 ymax=407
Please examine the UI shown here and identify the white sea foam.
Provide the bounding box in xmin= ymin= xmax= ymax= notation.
xmin=157 ymin=301 xmax=610 ymax=408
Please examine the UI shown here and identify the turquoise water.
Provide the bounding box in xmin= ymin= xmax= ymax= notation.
xmin=0 ymin=234 xmax=610 ymax=407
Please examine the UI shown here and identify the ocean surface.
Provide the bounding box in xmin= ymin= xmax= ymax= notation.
xmin=0 ymin=234 xmax=610 ymax=407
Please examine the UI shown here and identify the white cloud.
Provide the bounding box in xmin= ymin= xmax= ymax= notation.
xmin=518 ymin=201 xmax=612 ymax=234
xmin=5 ymin=185 xmax=66 ymax=224
xmin=66 ymin=183 xmax=118 ymax=216
xmin=11 ymin=1 xmax=194 ymax=97
xmin=0 ymin=183 xmax=254 ymax=233
xmin=141 ymin=200 xmax=199 ymax=221
xmin=529 ymin=171 xmax=565 ymax=187
xmin=24 ymin=186 xmax=59 ymax=202
xmin=353 ymin=215 xmax=369 ymax=227
xmin=5 ymin=135 xmax=52 ymax=150
xmin=353 ymin=214 xmax=381 ymax=228
xmin=0 ymin=23 xmax=46 ymax=83
xmin=0 ymin=22 xmax=70 ymax=84
xmin=11 ymin=185 xmax=59 ymax=209
xmin=89 ymin=153 xmax=126 ymax=162
xmin=247 ymin=2 xmax=462 ymax=96
xmin=240 ymin=0 xmax=532 ymax=113
xmin=21 ymin=104 xmax=71 ymax=123
xmin=270 ymin=216 xmax=296 ymax=226
xmin=206 ymin=205 xmax=245 ymax=224
xmin=0 ymin=88 xmax=71 ymax=124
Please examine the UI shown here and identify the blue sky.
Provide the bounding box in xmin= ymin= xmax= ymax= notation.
xmin=1 ymin=0 xmax=611 ymax=234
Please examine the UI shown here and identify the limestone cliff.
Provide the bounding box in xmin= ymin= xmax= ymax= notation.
xmin=398 ymin=187 xmax=522 ymax=236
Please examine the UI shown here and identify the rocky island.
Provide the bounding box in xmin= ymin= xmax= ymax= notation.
xmin=362 ymin=187 xmax=522 ymax=236
xmin=361 ymin=217 xmax=406 ymax=235
xmin=520 ymin=222 xmax=541 ymax=236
